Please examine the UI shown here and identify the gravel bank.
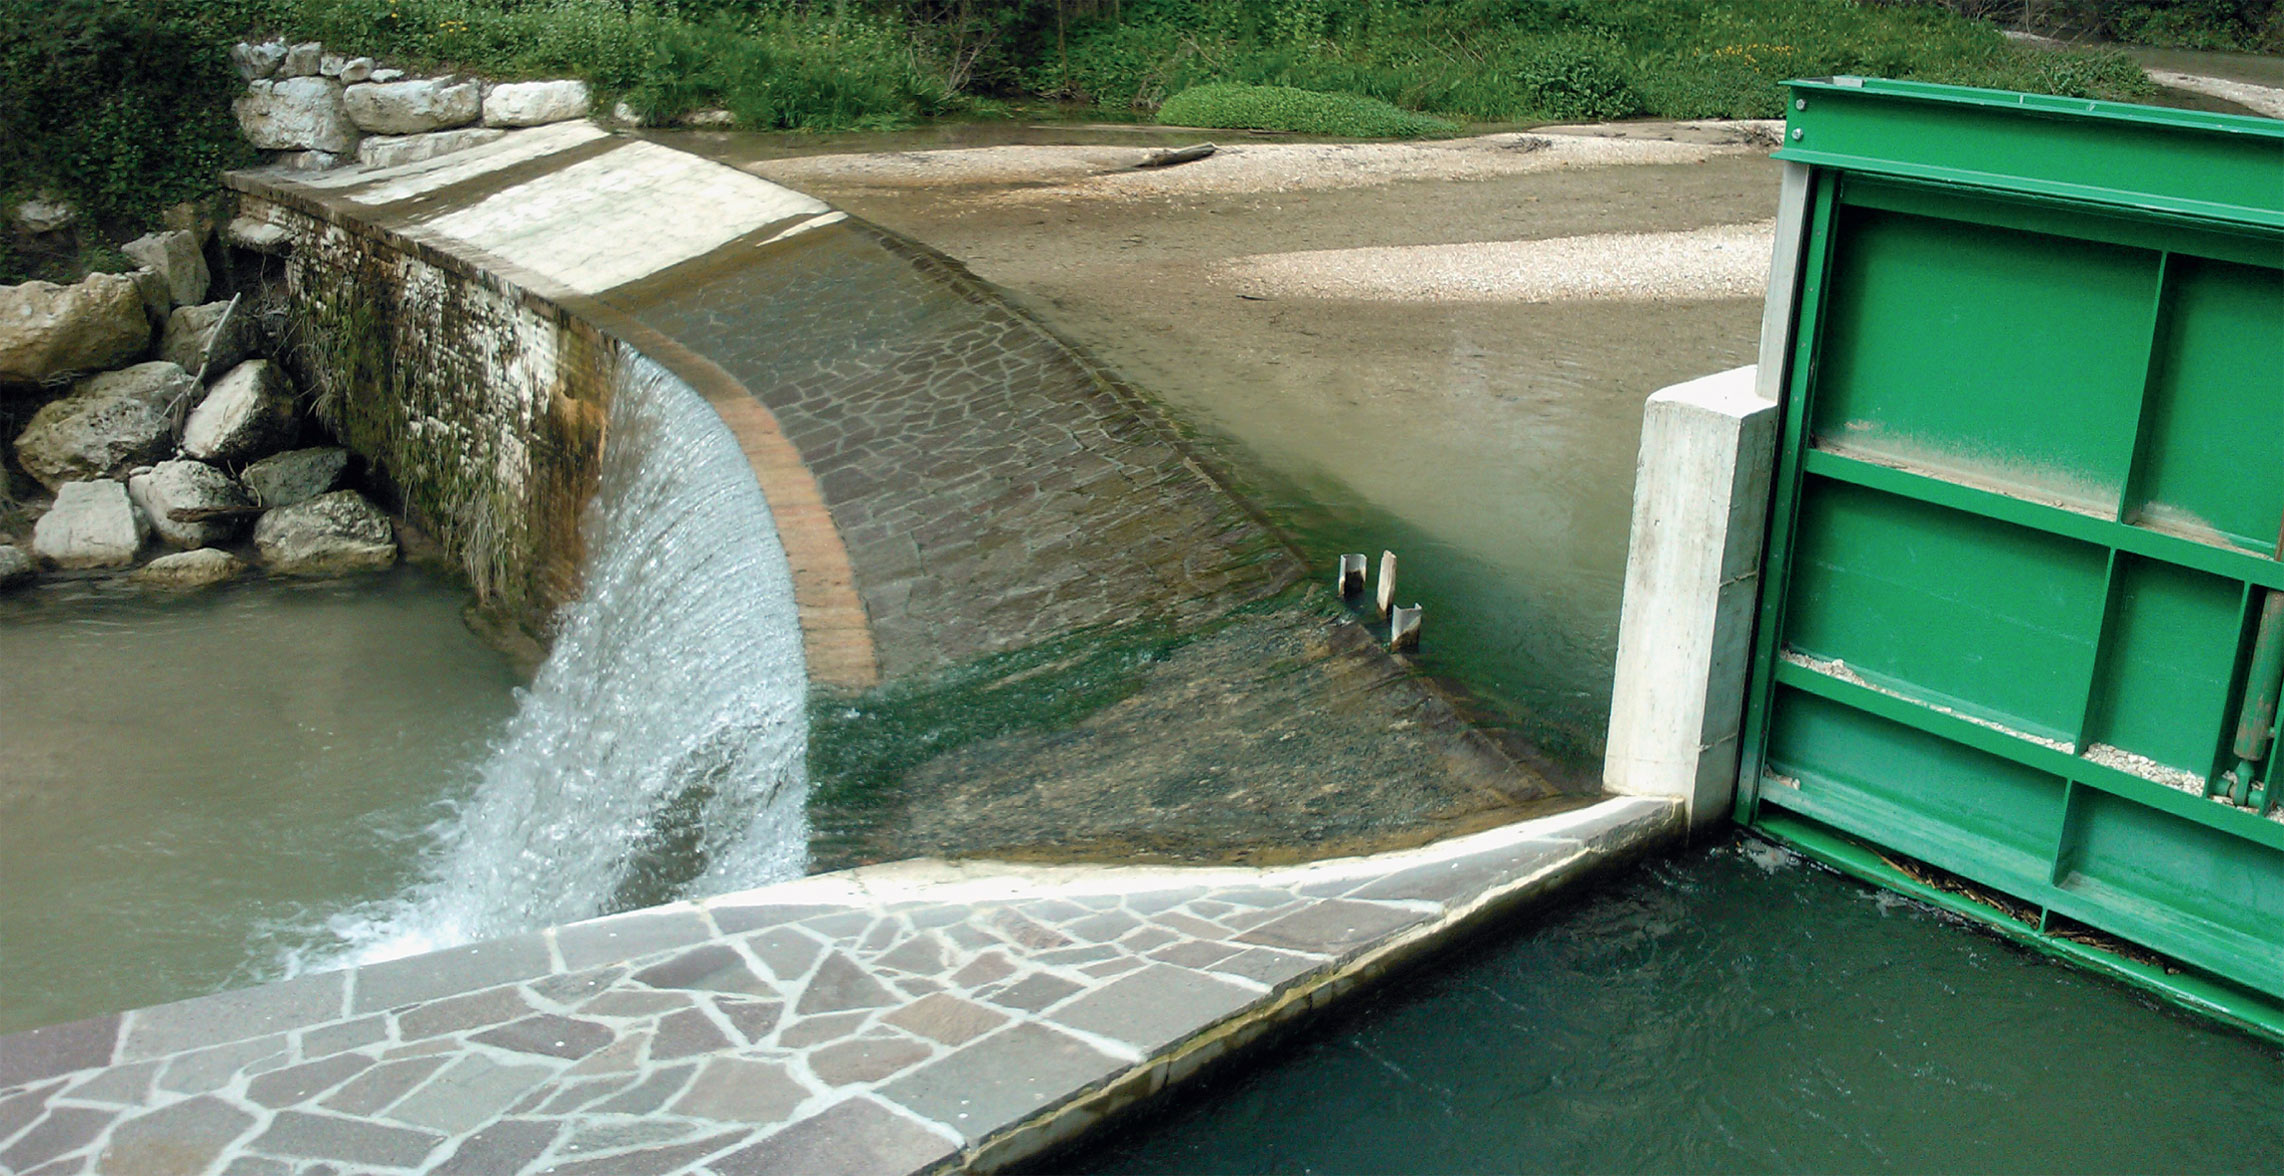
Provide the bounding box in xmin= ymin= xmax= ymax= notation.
xmin=1217 ymin=220 xmax=1776 ymax=303
xmin=2144 ymin=69 xmax=2284 ymax=118
xmin=751 ymin=128 xmax=1769 ymax=202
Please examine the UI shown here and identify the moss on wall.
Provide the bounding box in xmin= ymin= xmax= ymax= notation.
xmin=245 ymin=194 xmax=613 ymax=648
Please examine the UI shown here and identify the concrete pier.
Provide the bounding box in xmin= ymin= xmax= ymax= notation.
xmin=1603 ymin=365 xmax=1779 ymax=830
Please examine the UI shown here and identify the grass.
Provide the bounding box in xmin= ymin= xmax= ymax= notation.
xmin=1157 ymin=82 xmax=1458 ymax=135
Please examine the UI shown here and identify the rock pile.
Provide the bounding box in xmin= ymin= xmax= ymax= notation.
xmin=228 ymin=38 xmax=592 ymax=172
xmin=3 ymin=219 xmax=393 ymax=592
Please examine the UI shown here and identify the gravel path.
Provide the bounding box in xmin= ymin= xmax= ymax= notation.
xmin=1217 ymin=219 xmax=1776 ymax=303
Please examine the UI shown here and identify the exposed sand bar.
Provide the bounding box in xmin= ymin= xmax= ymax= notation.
xmin=1219 ymin=219 xmax=1777 ymax=303
xmin=752 ymin=127 xmax=1776 ymax=202
xmin=2144 ymin=69 xmax=2284 ymax=118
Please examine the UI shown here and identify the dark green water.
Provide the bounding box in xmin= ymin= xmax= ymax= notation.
xmin=1074 ymin=839 xmax=2284 ymax=1175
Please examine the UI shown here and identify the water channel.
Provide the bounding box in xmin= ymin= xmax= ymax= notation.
xmin=0 ymin=355 xmax=809 ymax=1035
xmin=0 ymin=568 xmax=518 ymax=1033
xmin=1074 ymin=840 xmax=2284 ymax=1174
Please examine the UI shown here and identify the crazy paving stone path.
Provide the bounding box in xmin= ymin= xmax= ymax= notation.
xmin=0 ymin=799 xmax=1676 ymax=1175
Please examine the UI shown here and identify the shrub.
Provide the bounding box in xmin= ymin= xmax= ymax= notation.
xmin=617 ymin=11 xmax=952 ymax=132
xmin=0 ymin=0 xmax=255 ymax=233
xmin=2104 ymin=1 xmax=2284 ymax=52
xmin=1512 ymin=35 xmax=1643 ymax=121
xmin=1157 ymin=82 xmax=1457 ymax=136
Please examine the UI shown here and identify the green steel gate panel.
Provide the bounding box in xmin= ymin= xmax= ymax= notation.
xmin=1737 ymin=78 xmax=2284 ymax=1029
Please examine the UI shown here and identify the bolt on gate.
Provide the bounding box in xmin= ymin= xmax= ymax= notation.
xmin=1736 ymin=79 xmax=2284 ymax=1037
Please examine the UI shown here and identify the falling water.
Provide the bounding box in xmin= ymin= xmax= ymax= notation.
xmin=301 ymin=354 xmax=809 ymax=966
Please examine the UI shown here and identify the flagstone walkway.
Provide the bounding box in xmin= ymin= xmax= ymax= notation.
xmin=0 ymin=797 xmax=1676 ymax=1175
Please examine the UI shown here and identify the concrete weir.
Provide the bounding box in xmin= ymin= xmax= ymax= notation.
xmin=1 ymin=127 xmax=1687 ymax=1173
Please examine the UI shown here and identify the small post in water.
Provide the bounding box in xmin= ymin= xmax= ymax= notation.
xmin=1376 ymin=550 xmax=1398 ymax=620
xmin=1390 ymin=604 xmax=1422 ymax=652
xmin=1338 ymin=553 xmax=1367 ymax=599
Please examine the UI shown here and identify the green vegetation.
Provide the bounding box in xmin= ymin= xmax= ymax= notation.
xmin=0 ymin=0 xmax=254 ymax=247
xmin=1053 ymin=1 xmax=2153 ymax=122
xmin=0 ymin=0 xmax=2193 ymax=268
xmin=1974 ymin=1 xmax=2284 ymax=53
xmin=1158 ymin=82 xmax=1457 ymax=135
xmin=808 ymin=617 xmax=1189 ymax=820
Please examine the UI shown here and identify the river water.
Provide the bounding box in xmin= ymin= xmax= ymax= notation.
xmin=0 ymin=356 xmax=810 ymax=1033
xmin=1076 ymin=840 xmax=2284 ymax=1174
xmin=0 ymin=569 xmax=518 ymax=1034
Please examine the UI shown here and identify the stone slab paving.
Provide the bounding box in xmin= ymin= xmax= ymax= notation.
xmin=606 ymin=219 xmax=1298 ymax=679
xmin=0 ymin=797 xmax=1679 ymax=1175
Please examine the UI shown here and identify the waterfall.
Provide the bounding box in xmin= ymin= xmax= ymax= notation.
xmin=300 ymin=354 xmax=810 ymax=967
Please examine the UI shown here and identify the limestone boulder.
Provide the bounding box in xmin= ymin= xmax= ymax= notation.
xmin=356 ymin=127 xmax=506 ymax=170
xmin=158 ymin=300 xmax=254 ymax=375
xmin=482 ymin=80 xmax=591 ymax=127
xmin=255 ymin=490 xmax=396 ymax=575
xmin=344 ymin=79 xmax=481 ymax=135
xmin=280 ymin=42 xmax=323 ymax=78
xmin=120 ymin=232 xmax=211 ymax=309
xmin=338 ymin=58 xmax=375 ymax=84
xmin=133 ymin=547 xmax=246 ymax=589
xmin=161 ymin=199 xmax=222 ymax=243
xmin=128 ymin=268 xmax=172 ymax=327
xmin=276 ymin=150 xmax=344 ymax=172
xmin=183 ymin=359 xmax=299 ymax=463
xmin=128 ymin=460 xmax=253 ymax=549
xmin=225 ymin=218 xmax=292 ymax=255
xmin=233 ymin=41 xmax=286 ymax=81
xmin=12 ymin=199 xmax=75 ymax=234
xmin=0 ymin=544 xmax=32 ymax=588
xmin=236 ymin=77 xmax=357 ymax=153
xmin=243 ymin=447 xmax=348 ymax=508
xmin=32 ymin=480 xmax=147 ymax=569
xmin=13 ymin=362 xmax=191 ymax=489
xmin=0 ymin=274 xmax=153 ymax=385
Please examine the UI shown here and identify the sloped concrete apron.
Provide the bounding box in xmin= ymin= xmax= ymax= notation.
xmin=0 ymin=797 xmax=1678 ymax=1175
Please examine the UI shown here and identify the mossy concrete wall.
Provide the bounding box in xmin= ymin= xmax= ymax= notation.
xmin=231 ymin=190 xmax=613 ymax=645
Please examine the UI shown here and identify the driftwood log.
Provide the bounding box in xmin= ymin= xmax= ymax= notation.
xmin=1136 ymin=142 xmax=1216 ymax=169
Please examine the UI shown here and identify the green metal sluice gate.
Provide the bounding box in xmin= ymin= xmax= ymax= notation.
xmin=1734 ymin=79 xmax=2284 ymax=1035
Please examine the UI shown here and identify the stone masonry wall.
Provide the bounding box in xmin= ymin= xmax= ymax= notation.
xmin=232 ymin=190 xmax=614 ymax=644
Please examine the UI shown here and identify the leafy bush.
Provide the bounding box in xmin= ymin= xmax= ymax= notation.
xmin=2108 ymin=0 xmax=2284 ymax=51
xmin=1062 ymin=0 xmax=2152 ymax=125
xmin=1157 ymin=82 xmax=1457 ymax=136
xmin=0 ymin=0 xmax=255 ymax=233
xmin=1512 ymin=35 xmax=1643 ymax=120
xmin=617 ymin=11 xmax=953 ymax=131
